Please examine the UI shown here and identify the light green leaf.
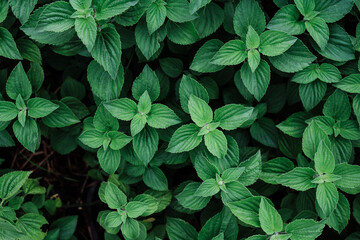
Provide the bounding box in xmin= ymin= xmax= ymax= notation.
xmin=317 ymin=63 xmax=341 ymax=83
xmin=237 ymin=150 xmax=262 ymax=186
xmin=259 ymin=198 xmax=283 ymax=235
xmin=326 ymin=193 xmax=350 ymax=233
xmin=204 ymin=129 xmax=227 ymax=159
xmin=314 ymin=141 xmax=335 ymax=174
xmin=166 ymin=21 xmax=199 ymax=45
xmin=137 ymin=91 xmax=152 ymax=114
xmin=121 ymin=218 xmax=140 ymax=239
xmin=37 ymin=1 xmax=75 ymax=32
xmin=269 ymin=40 xmax=316 ymax=73
xmin=13 ymin=118 xmax=40 ymax=153
xmin=27 ymin=98 xmax=59 ymax=118
xmin=78 ymin=130 xmax=104 ymax=149
xmin=6 ymin=63 xmax=32 ymax=101
xmin=167 ymin=124 xmax=202 ymax=153
xmin=132 ymin=65 xmax=160 ymax=102
xmin=316 ymin=182 xmax=339 ymax=216
xmin=0 ymin=171 xmax=31 ymax=200
xmin=108 ymin=131 xmax=132 ymax=150
xmin=104 ymin=182 xmax=127 ymax=209
xmin=104 ymin=211 xmax=122 ymax=228
xmin=233 ymin=0 xmax=266 ymax=38
xmin=247 ymin=49 xmax=261 ymax=72
xmin=211 ymin=40 xmax=247 ymax=66
xmin=333 ymin=163 xmax=360 ymax=190
xmin=334 ymin=74 xmax=360 ymax=94
xmin=147 ymin=104 xmax=181 ymax=129
xmin=276 ymin=167 xmax=317 ymax=191
xmin=305 ymin=17 xmax=329 ymax=50
xmin=91 ymin=24 xmax=121 ymax=80
xmin=246 ymin=26 xmax=260 ymax=49
xmin=261 ymin=157 xmax=294 ymax=185
xmin=143 ymin=167 xmax=168 ymax=191
xmin=0 ymin=101 xmax=18 ymax=121
xmin=276 ymin=112 xmax=312 ymax=138
xmin=222 ymin=167 xmax=245 ymax=183
xmin=93 ymin=104 xmax=119 ymax=132
xmin=189 ymin=0 xmax=211 ymax=14
xmin=104 ymin=98 xmax=137 ymax=121
xmin=285 ymin=219 xmax=325 ymax=240
xmin=130 ymin=114 xmax=147 ymax=136
xmin=75 ymin=17 xmax=97 ymax=51
xmin=70 ymin=0 xmax=92 ymax=11
xmin=16 ymin=213 xmax=47 ymax=239
xmin=179 ymin=75 xmax=209 ymax=114
xmin=241 ymin=60 xmax=270 ymax=101
xmin=267 ymin=5 xmax=306 ymax=35
xmin=259 ymin=30 xmax=297 ymax=56
xmin=195 ymin=179 xmax=220 ymax=197
xmin=9 ymin=0 xmax=36 ymax=24
xmin=146 ymin=0 xmax=166 ymax=34
xmin=214 ymin=104 xmax=254 ymax=131
xmin=302 ymin=120 xmax=330 ymax=160
xmin=176 ymin=182 xmax=211 ymax=210
xmin=166 ymin=0 xmax=197 ymax=23
xmin=314 ymin=0 xmax=354 ymax=23
xmin=188 ymin=95 xmax=213 ymax=127
xmin=133 ymin=126 xmax=159 ymax=166
xmin=125 ymin=201 xmax=148 ymax=218
xmin=294 ymin=0 xmax=315 ymax=16
xmin=93 ymin=0 xmax=138 ymax=20
xmin=166 ymin=217 xmax=198 ymax=240
xmin=190 ymin=39 xmax=224 ymax=73
xmin=97 ymin=148 xmax=121 ymax=175
xmin=227 ymin=196 xmax=264 ymax=228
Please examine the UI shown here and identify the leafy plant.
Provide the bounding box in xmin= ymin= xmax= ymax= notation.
xmin=0 ymin=0 xmax=360 ymax=239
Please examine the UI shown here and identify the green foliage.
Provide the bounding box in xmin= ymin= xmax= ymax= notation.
xmin=0 ymin=0 xmax=360 ymax=239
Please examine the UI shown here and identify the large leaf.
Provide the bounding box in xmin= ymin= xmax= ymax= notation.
xmin=176 ymin=182 xmax=211 ymax=210
xmin=179 ymin=75 xmax=209 ymax=113
xmin=6 ymin=62 xmax=32 ymax=100
xmin=299 ymin=80 xmax=327 ymax=111
xmin=146 ymin=0 xmax=167 ymax=34
xmin=8 ymin=0 xmax=37 ymax=24
xmin=13 ymin=118 xmax=40 ymax=153
xmin=204 ymin=129 xmax=227 ymax=159
xmin=166 ymin=217 xmax=198 ymax=240
xmin=316 ymin=182 xmax=339 ymax=217
xmin=259 ymin=198 xmax=283 ymax=235
xmin=0 ymin=171 xmax=31 ymax=200
xmin=143 ymin=167 xmax=168 ymax=191
xmin=133 ymin=126 xmax=159 ymax=166
xmin=276 ymin=167 xmax=317 ymax=191
xmin=334 ymin=74 xmax=360 ymax=94
xmin=241 ymin=60 xmax=270 ymax=101
xmin=97 ymin=148 xmax=121 ymax=175
xmin=132 ymin=65 xmax=160 ymax=102
xmin=302 ymin=120 xmax=330 ymax=160
xmin=167 ymin=124 xmax=202 ymax=153
xmin=92 ymin=0 xmax=138 ymax=20
xmin=314 ymin=0 xmax=354 ymax=23
xmin=211 ymin=40 xmax=247 ymax=66
xmin=75 ymin=17 xmax=97 ymax=51
xmin=305 ymin=17 xmax=329 ymax=50
xmin=214 ymin=104 xmax=254 ymax=130
xmin=285 ymin=219 xmax=325 ymax=240
xmin=166 ymin=0 xmax=197 ymax=23
xmin=259 ymin=30 xmax=297 ymax=56
xmin=190 ymin=39 xmax=225 ymax=73
xmin=188 ymin=95 xmax=213 ymax=127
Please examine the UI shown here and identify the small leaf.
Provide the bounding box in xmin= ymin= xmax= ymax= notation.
xmin=314 ymin=141 xmax=335 ymax=174
xmin=6 ymin=63 xmax=32 ymax=101
xmin=188 ymin=95 xmax=213 ymax=127
xmin=167 ymin=124 xmax=202 ymax=153
xmin=204 ymin=129 xmax=227 ymax=159
xmin=211 ymin=40 xmax=247 ymax=66
xmin=259 ymin=30 xmax=297 ymax=56
xmin=27 ymin=98 xmax=59 ymax=118
xmin=104 ymin=182 xmax=127 ymax=209
xmin=259 ymin=198 xmax=283 ymax=235
xmin=0 ymin=171 xmax=31 ymax=200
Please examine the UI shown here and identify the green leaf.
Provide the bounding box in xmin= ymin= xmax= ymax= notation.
xmin=16 ymin=213 xmax=47 ymax=240
xmin=16 ymin=39 xmax=41 ymax=64
xmin=285 ymin=219 xmax=325 ymax=240
xmin=250 ymin=118 xmax=278 ymax=148
xmin=176 ymin=182 xmax=211 ymax=210
xmin=135 ymin=19 xmax=164 ymax=59
xmin=167 ymin=124 xmax=202 ymax=153
xmin=188 ymin=95 xmax=213 ymax=127
xmin=0 ymin=171 xmax=31 ymax=200
xmin=132 ymin=65 xmax=160 ymax=102
xmin=189 ymin=0 xmax=211 ymax=14
xmin=104 ymin=211 xmax=122 ymax=228
xmin=204 ymin=129 xmax=227 ymax=159
xmin=166 ymin=0 xmax=197 ymax=23
xmin=91 ymin=24 xmax=121 ymax=80
xmin=143 ymin=167 xmax=168 ymax=191
xmin=305 ymin=17 xmax=329 ymax=50
xmin=261 ymin=157 xmax=294 ymax=185
xmin=78 ymin=130 xmax=104 ymax=149
xmin=37 ymin=1 xmax=75 ymax=32
xmin=294 ymin=0 xmax=315 ymax=16
xmin=27 ymin=98 xmax=59 ymax=118
xmin=50 ymin=216 xmax=78 ymax=240
xmin=326 ymin=193 xmax=350 ymax=233
xmin=93 ymin=0 xmax=138 ymax=20
xmin=6 ymin=63 xmax=32 ymax=101
xmin=237 ymin=150 xmax=262 ymax=186
xmin=87 ymin=61 xmax=124 ymax=101
xmin=299 ymin=80 xmax=327 ymax=111
xmin=241 ymin=60 xmax=270 ymax=101
xmin=146 ymin=0 xmax=166 ymax=34
xmin=104 ymin=98 xmax=137 ymax=121
xmin=166 ymin=217 xmax=198 ymax=240
xmin=211 ymin=40 xmax=247 ymax=66
xmin=192 ymin=3 xmax=224 ymax=39
xmin=179 ymin=75 xmax=209 ymax=113
xmin=314 ymin=141 xmax=335 ymax=174
xmin=166 ymin=21 xmax=199 ymax=45
xmin=195 ymin=179 xmax=220 ymax=197
xmin=121 ymin=218 xmax=140 ymax=239
xmin=259 ymin=30 xmax=297 ymax=57
xmin=0 ymin=101 xmax=18 ymax=121
xmin=313 ymin=24 xmax=355 ymax=62
xmin=246 ymin=26 xmax=260 ymax=49
xmin=70 ymin=0 xmax=92 ymax=11
xmin=276 ymin=167 xmax=317 ymax=191
xmin=247 ymin=49 xmax=261 ymax=72
xmin=104 ymin=182 xmax=127 ymax=209
xmin=302 ymin=120 xmax=330 ymax=160
xmin=314 ymin=0 xmax=353 ymax=23
xmin=0 ymin=0 xmax=8 ymax=24
xmin=323 ymin=90 xmax=351 ymax=121
xmin=97 ymin=148 xmax=121 ymax=175
xmin=130 ymin=114 xmax=147 ymax=136
xmin=233 ymin=0 xmax=266 ymax=38
xmin=222 ymin=167 xmax=245 ymax=183
xmin=159 ymin=57 xmax=183 ymax=78
xmin=108 ymin=131 xmax=132 ymax=150
xmin=0 ymin=28 xmax=22 ymax=60
xmin=75 ymin=17 xmax=97 ymax=51
xmin=13 ymin=118 xmax=40 ymax=153
xmin=93 ymin=104 xmax=119 ymax=132
xmin=333 ymin=163 xmax=360 ymax=190
xmin=316 ymin=182 xmax=339 ymax=216
xmin=334 ymin=74 xmax=360 ymax=94
xmin=214 ymin=104 xmax=254 ymax=131
xmin=276 ymin=112 xmax=312 ymax=138
xmin=259 ymin=198 xmax=283 ymax=235
xmin=317 ymin=63 xmax=341 ymax=83
xmin=269 ymin=40 xmax=316 ymax=73
xmin=191 ymin=39 xmax=225 ymax=73
xmin=133 ymin=126 xmax=159 ymax=166
xmin=125 ymin=201 xmax=148 ymax=218
xmin=147 ymin=104 xmax=181 ymax=129
xmin=227 ymin=196 xmax=264 ymax=228
xmin=0 ymin=130 xmax=15 ymax=147
xmin=267 ymin=5 xmax=306 ymax=35
xmin=9 ymin=0 xmax=36 ymax=24
xmin=137 ymin=91 xmax=152 ymax=114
